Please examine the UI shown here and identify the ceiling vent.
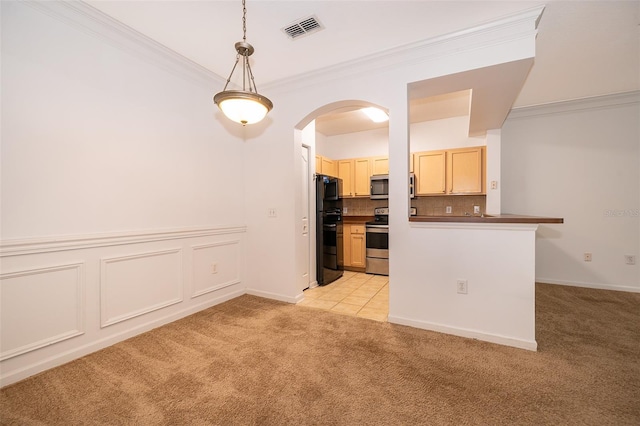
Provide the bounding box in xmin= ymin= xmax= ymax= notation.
xmin=282 ymin=15 xmax=324 ymax=40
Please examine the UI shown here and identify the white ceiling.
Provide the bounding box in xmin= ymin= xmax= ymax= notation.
xmin=87 ymin=0 xmax=639 ymax=135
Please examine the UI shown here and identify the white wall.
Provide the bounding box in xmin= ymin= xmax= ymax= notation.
xmin=0 ymin=1 xmax=247 ymax=385
xmin=319 ymin=127 xmax=388 ymax=159
xmin=411 ymin=115 xmax=486 ymax=152
xmin=502 ymin=93 xmax=640 ymax=292
xmin=1 ymin=2 xmax=245 ymax=238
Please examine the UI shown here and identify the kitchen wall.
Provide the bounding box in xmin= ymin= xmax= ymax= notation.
xmin=502 ymin=92 xmax=640 ymax=292
xmin=318 ymin=127 xmax=388 ymax=159
xmin=1 ymin=1 xmax=247 ymax=385
xmin=320 ymin=114 xmax=489 ymax=217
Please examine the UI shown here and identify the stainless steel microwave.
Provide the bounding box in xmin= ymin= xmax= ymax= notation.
xmin=370 ymin=173 xmax=415 ymax=199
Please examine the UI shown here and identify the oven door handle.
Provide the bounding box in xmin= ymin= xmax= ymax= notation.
xmin=365 ymin=226 xmax=389 ymax=233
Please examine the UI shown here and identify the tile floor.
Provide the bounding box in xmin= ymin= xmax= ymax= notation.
xmin=297 ymin=271 xmax=389 ymax=322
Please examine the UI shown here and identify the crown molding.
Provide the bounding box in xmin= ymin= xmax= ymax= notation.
xmin=23 ymin=0 xmax=226 ymax=89
xmin=507 ymin=90 xmax=640 ymax=120
xmin=21 ymin=1 xmax=543 ymax=96
xmin=263 ymin=5 xmax=545 ymax=95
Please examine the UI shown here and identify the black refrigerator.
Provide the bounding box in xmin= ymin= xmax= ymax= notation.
xmin=316 ymin=174 xmax=343 ymax=286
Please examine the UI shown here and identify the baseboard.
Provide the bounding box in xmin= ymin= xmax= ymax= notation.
xmin=387 ymin=315 xmax=538 ymax=351
xmin=536 ymin=278 xmax=640 ymax=294
xmin=0 ymin=289 xmax=245 ymax=387
xmin=245 ymin=288 xmax=302 ymax=304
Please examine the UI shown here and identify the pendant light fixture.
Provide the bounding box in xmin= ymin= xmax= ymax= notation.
xmin=213 ymin=0 xmax=273 ymax=125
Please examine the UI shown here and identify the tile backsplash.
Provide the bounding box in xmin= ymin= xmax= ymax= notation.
xmin=341 ymin=198 xmax=389 ymax=216
xmin=342 ymin=195 xmax=486 ymax=216
xmin=412 ymin=195 xmax=486 ymax=216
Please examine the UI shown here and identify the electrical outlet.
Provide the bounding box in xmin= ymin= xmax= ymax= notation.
xmin=625 ymin=255 xmax=636 ymax=265
xmin=457 ymin=279 xmax=468 ymax=294
xmin=211 ymin=263 xmax=218 ymax=274
xmin=268 ymin=208 xmax=277 ymax=218
xmin=343 ymin=207 xmax=348 ymax=214
xmin=446 ymin=206 xmax=452 ymax=214
xmin=473 ymin=205 xmax=480 ymax=215
xmin=490 ymin=180 xmax=498 ymax=190
xmin=584 ymin=252 xmax=592 ymax=262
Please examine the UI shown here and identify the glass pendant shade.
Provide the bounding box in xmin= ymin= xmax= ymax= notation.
xmin=213 ymin=1 xmax=273 ymax=125
xmin=214 ymin=90 xmax=273 ymax=125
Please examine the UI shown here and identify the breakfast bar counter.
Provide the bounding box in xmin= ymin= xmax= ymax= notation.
xmin=409 ymin=214 xmax=564 ymax=224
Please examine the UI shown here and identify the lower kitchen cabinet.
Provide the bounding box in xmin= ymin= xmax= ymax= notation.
xmin=343 ymin=224 xmax=366 ymax=270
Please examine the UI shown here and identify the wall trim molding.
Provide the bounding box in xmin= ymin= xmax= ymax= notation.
xmin=191 ymin=240 xmax=242 ymax=298
xmin=537 ymin=278 xmax=640 ymax=294
xmin=246 ymin=288 xmax=303 ymax=304
xmin=0 ymin=226 xmax=247 ymax=257
xmin=508 ymin=90 xmax=640 ymax=120
xmin=100 ymin=248 xmax=184 ymax=327
xmin=0 ymin=262 xmax=86 ymax=361
xmin=388 ymin=314 xmax=537 ymax=351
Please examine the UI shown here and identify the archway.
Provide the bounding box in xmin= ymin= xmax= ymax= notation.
xmin=294 ymin=100 xmax=391 ymax=322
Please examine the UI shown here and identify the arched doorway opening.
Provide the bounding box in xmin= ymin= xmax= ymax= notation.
xmin=294 ymin=100 xmax=390 ymax=322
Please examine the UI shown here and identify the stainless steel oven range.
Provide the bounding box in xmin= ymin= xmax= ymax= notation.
xmin=365 ymin=207 xmax=389 ymax=275
xmin=365 ymin=207 xmax=416 ymax=276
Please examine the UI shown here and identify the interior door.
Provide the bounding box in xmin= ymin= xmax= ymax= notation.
xmin=300 ymin=145 xmax=311 ymax=291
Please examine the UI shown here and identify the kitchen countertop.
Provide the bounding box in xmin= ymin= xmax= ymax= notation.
xmin=409 ymin=214 xmax=564 ymax=224
xmin=342 ymin=216 xmax=374 ymax=223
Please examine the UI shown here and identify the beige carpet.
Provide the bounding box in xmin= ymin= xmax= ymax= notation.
xmin=1 ymin=283 xmax=639 ymax=425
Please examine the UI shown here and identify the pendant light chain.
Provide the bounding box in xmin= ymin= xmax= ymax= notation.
xmin=242 ymin=0 xmax=247 ymax=42
xmin=213 ymin=0 xmax=273 ymax=125
xmin=241 ymin=0 xmax=248 ymax=91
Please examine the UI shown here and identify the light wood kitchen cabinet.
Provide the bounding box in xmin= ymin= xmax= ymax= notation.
xmin=315 ymin=155 xmax=337 ymax=177
xmin=338 ymin=159 xmax=354 ymax=197
xmin=448 ymin=147 xmax=484 ymax=194
xmin=371 ymin=156 xmax=389 ymax=175
xmin=353 ymin=158 xmax=371 ymax=196
xmin=323 ymin=155 xmax=388 ymax=198
xmin=413 ymin=146 xmax=485 ymax=195
xmin=414 ymin=150 xmax=446 ymax=195
xmin=343 ymin=224 xmax=366 ymax=269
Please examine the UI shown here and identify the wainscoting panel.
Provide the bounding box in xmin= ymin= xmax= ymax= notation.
xmin=100 ymin=249 xmax=183 ymax=327
xmin=0 ymin=263 xmax=85 ymax=361
xmin=0 ymin=226 xmax=246 ymax=386
xmin=191 ymin=240 xmax=241 ymax=298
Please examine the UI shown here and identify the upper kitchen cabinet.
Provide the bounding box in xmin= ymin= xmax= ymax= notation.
xmin=371 ymin=156 xmax=389 ymax=175
xmin=353 ymin=158 xmax=371 ymax=197
xmin=448 ymin=147 xmax=484 ymax=194
xmin=338 ymin=160 xmax=354 ymax=197
xmin=316 ymin=155 xmax=337 ymax=177
xmin=414 ymin=150 xmax=446 ymax=195
xmin=339 ymin=158 xmax=372 ymax=197
xmin=414 ymin=146 xmax=485 ymax=196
